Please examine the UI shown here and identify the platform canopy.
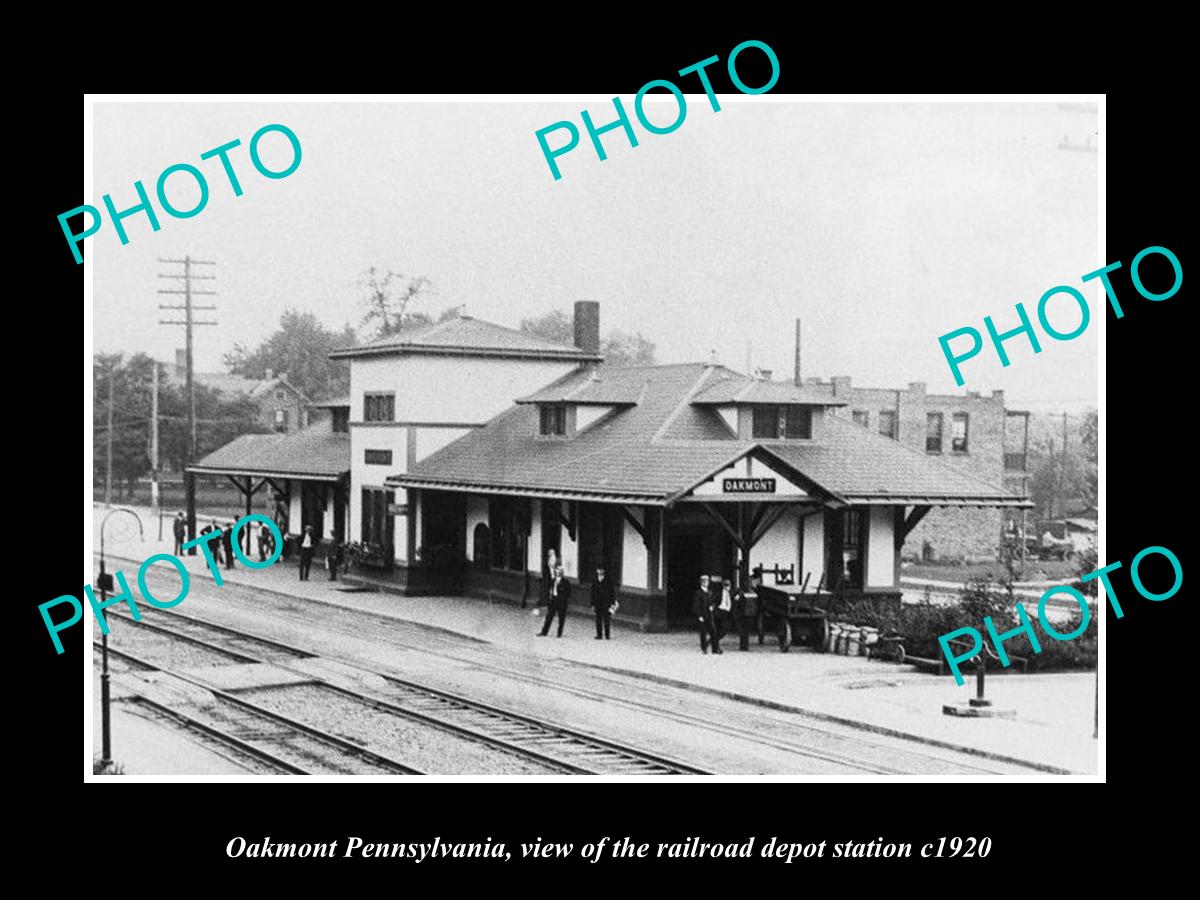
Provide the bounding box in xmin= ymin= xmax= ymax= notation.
xmin=187 ymin=418 xmax=349 ymax=483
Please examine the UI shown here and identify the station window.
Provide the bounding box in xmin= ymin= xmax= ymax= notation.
xmin=784 ymin=407 xmax=812 ymax=439
xmin=752 ymin=405 xmax=781 ymax=438
xmin=878 ymin=410 xmax=897 ymax=440
xmin=364 ymin=449 xmax=393 ymax=466
xmin=852 ymin=409 xmax=869 ymax=428
xmin=539 ymin=403 xmax=567 ymax=436
xmin=926 ymin=413 xmax=943 ymax=453
xmin=752 ymin=406 xmax=813 ymax=439
xmin=952 ymin=413 xmax=969 ymax=453
xmin=364 ymin=393 xmax=395 ymax=422
xmin=332 ymin=407 xmax=350 ymax=433
xmin=274 ymin=408 xmax=288 ymax=432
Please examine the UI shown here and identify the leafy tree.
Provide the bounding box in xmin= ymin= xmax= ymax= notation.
xmin=518 ymin=309 xmax=657 ymax=366
xmin=224 ymin=309 xmax=356 ymax=401
xmin=94 ymin=353 xmax=269 ymax=499
xmin=1026 ymin=410 xmax=1097 ymax=519
xmin=359 ymin=266 xmax=436 ymax=338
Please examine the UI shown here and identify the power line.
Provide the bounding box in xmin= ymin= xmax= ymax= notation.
xmin=158 ymin=256 xmax=217 ymax=548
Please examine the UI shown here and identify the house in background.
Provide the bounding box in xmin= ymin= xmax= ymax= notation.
xmin=169 ymin=349 xmax=311 ymax=434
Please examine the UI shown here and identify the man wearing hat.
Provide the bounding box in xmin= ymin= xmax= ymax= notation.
xmin=591 ymin=564 xmax=616 ymax=640
xmin=298 ymin=525 xmax=315 ymax=581
xmin=172 ymin=511 xmax=186 ymax=556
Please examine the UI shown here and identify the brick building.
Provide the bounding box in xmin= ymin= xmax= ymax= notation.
xmin=789 ymin=377 xmax=1029 ymax=562
xmin=170 ymin=349 xmax=311 ymax=434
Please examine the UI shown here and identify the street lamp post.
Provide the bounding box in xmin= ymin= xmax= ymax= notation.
xmin=97 ymin=507 xmax=143 ymax=773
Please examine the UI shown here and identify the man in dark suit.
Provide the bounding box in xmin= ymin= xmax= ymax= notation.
xmin=539 ymin=565 xmax=571 ymax=637
xmin=591 ymin=565 xmax=616 ymax=640
xmin=222 ymin=521 xmax=236 ymax=569
xmin=298 ymin=525 xmax=315 ymax=581
xmin=172 ymin=512 xmax=186 ymax=556
xmin=692 ymin=575 xmax=722 ymax=654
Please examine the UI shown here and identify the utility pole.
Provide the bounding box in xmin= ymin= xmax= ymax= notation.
xmin=158 ymin=256 xmax=217 ymax=552
xmin=1061 ymin=412 xmax=1069 ymax=518
xmin=104 ymin=362 xmax=114 ymax=505
xmin=150 ymin=360 xmax=160 ymax=525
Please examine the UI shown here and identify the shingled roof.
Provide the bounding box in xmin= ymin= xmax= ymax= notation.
xmin=391 ymin=363 xmax=1027 ymax=507
xmin=187 ymin=418 xmax=349 ymax=481
xmin=329 ymin=315 xmax=602 ymax=362
xmin=691 ymin=375 xmax=848 ymax=406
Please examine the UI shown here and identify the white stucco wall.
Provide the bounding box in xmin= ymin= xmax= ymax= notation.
xmin=868 ymin=505 xmax=896 ymax=588
xmin=465 ymin=495 xmax=489 ymax=562
xmin=528 ymin=501 xmax=543 ymax=574
xmin=395 ymin=507 xmax=409 ymax=564
xmin=749 ymin=512 xmax=799 ymax=581
xmin=554 ymin=500 xmax=579 ymax=578
xmin=288 ymin=485 xmax=302 ymax=536
xmin=801 ymin=513 xmax=825 ymax=587
xmin=390 ymin=356 xmax=577 ymax=423
xmin=621 ymin=508 xmax=649 ymax=589
xmin=348 ymin=354 xmax=578 ymax=557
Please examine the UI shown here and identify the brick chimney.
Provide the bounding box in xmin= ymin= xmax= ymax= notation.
xmin=908 ymin=382 xmax=926 ymax=394
xmin=574 ymin=301 xmax=600 ymax=357
xmin=265 ymin=368 xmax=274 ymax=381
xmin=174 ymin=349 xmax=187 ymax=377
xmin=831 ymin=375 xmax=852 ymax=398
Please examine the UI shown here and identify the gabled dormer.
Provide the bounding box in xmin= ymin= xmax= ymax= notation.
xmin=517 ymin=369 xmax=644 ymax=438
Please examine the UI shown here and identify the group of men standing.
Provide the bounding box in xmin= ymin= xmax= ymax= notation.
xmin=692 ymin=572 xmax=758 ymax=655
xmin=537 ymin=553 xmax=618 ymax=640
xmin=172 ymin=511 xmax=278 ymax=568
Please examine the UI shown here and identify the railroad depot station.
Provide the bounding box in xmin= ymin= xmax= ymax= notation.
xmin=190 ymin=303 xmax=1028 ymax=632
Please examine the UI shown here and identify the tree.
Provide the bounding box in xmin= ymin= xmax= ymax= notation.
xmin=93 ymin=353 xmax=267 ymax=499
xmin=518 ymin=309 xmax=657 ymax=366
xmin=224 ymin=309 xmax=356 ymax=401
xmin=93 ymin=353 xmax=155 ymax=498
xmin=1026 ymin=411 xmax=1097 ymax=519
xmin=360 ymin=266 xmax=435 ymax=338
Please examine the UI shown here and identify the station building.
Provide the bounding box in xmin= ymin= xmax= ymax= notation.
xmin=190 ymin=301 xmax=1028 ymax=629
xmin=385 ymin=324 xmax=1027 ymax=631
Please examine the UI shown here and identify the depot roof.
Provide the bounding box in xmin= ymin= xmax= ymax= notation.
xmin=389 ymin=363 xmax=1028 ymax=508
xmin=329 ymin=315 xmax=602 ymax=362
xmin=690 ymin=375 xmax=849 ymax=406
xmin=187 ymin=418 xmax=349 ymax=482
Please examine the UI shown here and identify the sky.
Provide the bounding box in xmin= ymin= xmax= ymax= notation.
xmin=91 ymin=99 xmax=1099 ymax=406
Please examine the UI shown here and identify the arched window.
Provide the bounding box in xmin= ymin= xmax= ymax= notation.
xmin=473 ymin=523 xmax=491 ymax=570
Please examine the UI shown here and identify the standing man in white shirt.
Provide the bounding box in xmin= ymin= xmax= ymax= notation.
xmin=299 ymin=525 xmax=315 ymax=581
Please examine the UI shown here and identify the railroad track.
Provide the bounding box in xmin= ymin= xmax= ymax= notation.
xmin=103 ymin=554 xmax=1058 ymax=774
xmin=103 ymin=608 xmax=709 ymax=775
xmin=97 ymin=641 xmax=424 ymax=776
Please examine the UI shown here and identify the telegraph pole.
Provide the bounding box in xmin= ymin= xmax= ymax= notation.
xmin=1061 ymin=412 xmax=1069 ymax=518
xmin=150 ymin=360 xmax=160 ymax=523
xmin=104 ymin=362 xmax=114 ymax=505
xmin=158 ymin=256 xmax=217 ymax=552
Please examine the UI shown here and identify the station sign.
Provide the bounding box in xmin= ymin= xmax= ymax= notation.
xmin=723 ymin=478 xmax=776 ymax=494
